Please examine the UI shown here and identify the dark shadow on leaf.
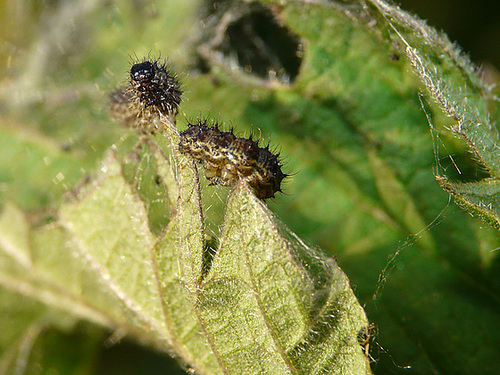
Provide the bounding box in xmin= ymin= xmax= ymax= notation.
xmin=195 ymin=1 xmax=303 ymax=84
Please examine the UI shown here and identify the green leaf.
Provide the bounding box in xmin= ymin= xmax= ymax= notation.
xmin=365 ymin=0 xmax=500 ymax=228
xmin=184 ymin=1 xmax=500 ymax=373
xmin=0 ymin=123 xmax=89 ymax=210
xmin=1 ymin=121 xmax=370 ymax=374
xmin=0 ymin=286 xmax=101 ymax=375
xmin=1 ymin=0 xmax=500 ymax=374
xmin=368 ymin=150 xmax=435 ymax=251
xmin=59 ymin=151 xmax=169 ymax=337
xmin=198 ymin=183 xmax=369 ymax=374
xmin=437 ymin=177 xmax=500 ymax=229
xmin=0 ymin=202 xmax=31 ymax=267
xmin=120 ymin=139 xmax=174 ymax=236
xmin=0 ymin=318 xmax=102 ymax=375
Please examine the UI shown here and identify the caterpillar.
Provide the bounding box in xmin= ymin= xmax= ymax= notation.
xmin=110 ymin=59 xmax=182 ymax=133
xmin=108 ymin=59 xmax=288 ymax=199
xmin=179 ymin=120 xmax=287 ymax=199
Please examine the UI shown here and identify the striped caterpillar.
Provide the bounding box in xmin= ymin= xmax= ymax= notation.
xmin=179 ymin=120 xmax=287 ymax=199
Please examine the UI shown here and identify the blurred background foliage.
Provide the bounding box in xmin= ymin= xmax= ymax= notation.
xmin=399 ymin=0 xmax=499 ymax=73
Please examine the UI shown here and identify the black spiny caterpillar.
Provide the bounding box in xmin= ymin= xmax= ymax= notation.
xmin=109 ymin=59 xmax=182 ymax=133
xmin=129 ymin=60 xmax=182 ymax=116
xmin=179 ymin=120 xmax=287 ymax=199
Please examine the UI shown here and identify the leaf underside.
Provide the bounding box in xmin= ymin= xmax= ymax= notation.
xmin=1 ymin=120 xmax=371 ymax=375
